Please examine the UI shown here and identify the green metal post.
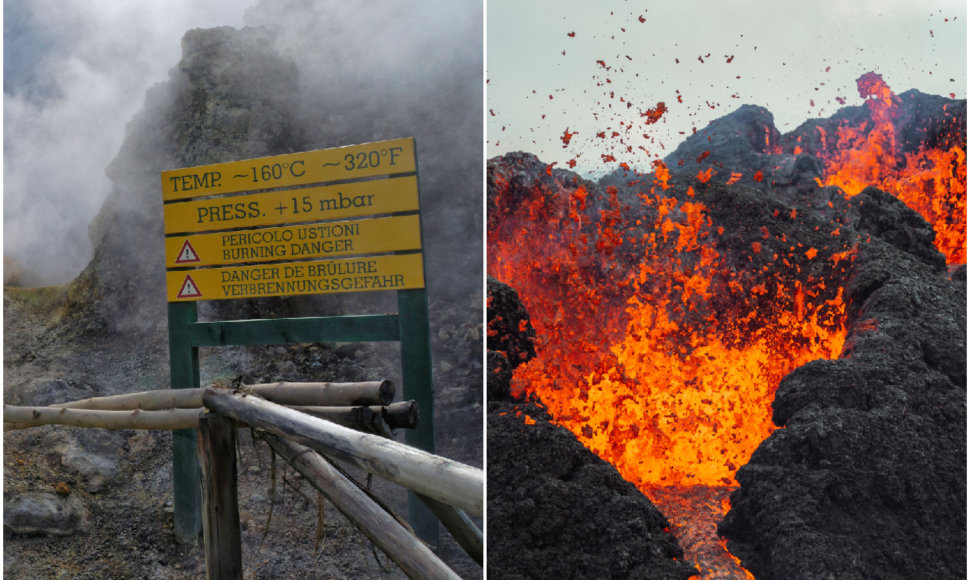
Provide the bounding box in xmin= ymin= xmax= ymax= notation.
xmin=397 ymin=288 xmax=439 ymax=545
xmin=168 ymin=301 xmax=202 ymax=542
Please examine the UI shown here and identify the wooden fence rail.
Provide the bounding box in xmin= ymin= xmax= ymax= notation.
xmin=261 ymin=433 xmax=461 ymax=579
xmin=202 ymin=387 xmax=483 ymax=518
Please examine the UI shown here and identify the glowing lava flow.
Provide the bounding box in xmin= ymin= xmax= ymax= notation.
xmin=810 ymin=72 xmax=967 ymax=264
xmin=488 ymin=159 xmax=850 ymax=577
xmin=490 ymin=166 xmax=847 ymax=488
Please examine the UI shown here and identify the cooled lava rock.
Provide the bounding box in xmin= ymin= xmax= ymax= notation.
xmin=487 ymin=276 xmax=537 ymax=371
xmin=486 ymin=276 xmax=697 ymax=579
xmin=719 ymin=187 xmax=966 ymax=580
xmin=487 ymin=400 xmax=698 ymax=580
xmin=486 ymin=276 xmax=535 ymax=401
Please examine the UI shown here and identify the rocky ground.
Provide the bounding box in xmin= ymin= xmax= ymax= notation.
xmin=4 ymin=287 xmax=482 ymax=579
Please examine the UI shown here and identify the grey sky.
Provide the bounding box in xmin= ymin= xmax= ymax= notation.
xmin=487 ymin=0 xmax=967 ymax=175
xmin=4 ymin=0 xmax=248 ymax=285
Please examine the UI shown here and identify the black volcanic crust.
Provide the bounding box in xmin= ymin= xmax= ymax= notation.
xmin=487 ymin=276 xmax=537 ymax=370
xmin=487 ymin=399 xmax=697 ymax=580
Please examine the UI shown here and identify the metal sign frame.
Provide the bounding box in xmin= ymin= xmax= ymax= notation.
xmin=163 ymin=138 xmax=437 ymax=544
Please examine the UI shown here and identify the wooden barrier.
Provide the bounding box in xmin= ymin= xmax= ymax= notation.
xmin=4 ymin=382 xmax=483 ymax=578
xmin=261 ymin=433 xmax=460 ymax=579
xmin=51 ymin=381 xmax=394 ymax=411
xmin=202 ymin=387 xmax=483 ymax=518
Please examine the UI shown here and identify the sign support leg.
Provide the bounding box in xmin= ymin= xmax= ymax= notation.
xmin=169 ymin=301 xmax=202 ymax=542
xmin=398 ymin=288 xmax=439 ymax=546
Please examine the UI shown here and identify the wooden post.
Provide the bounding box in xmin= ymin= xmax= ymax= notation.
xmin=261 ymin=434 xmax=460 ymax=580
xmin=197 ymin=414 xmax=242 ymax=580
xmin=417 ymin=494 xmax=483 ymax=566
xmin=202 ymin=387 xmax=482 ymax=517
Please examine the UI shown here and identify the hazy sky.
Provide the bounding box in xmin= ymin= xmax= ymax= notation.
xmin=4 ymin=0 xmax=248 ymax=284
xmin=487 ymin=0 xmax=967 ymax=176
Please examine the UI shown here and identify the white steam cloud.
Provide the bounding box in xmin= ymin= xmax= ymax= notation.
xmin=4 ymin=0 xmax=248 ymax=285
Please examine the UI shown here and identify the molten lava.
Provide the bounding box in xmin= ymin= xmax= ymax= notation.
xmin=489 ymin=161 xmax=850 ymax=576
xmin=489 ymin=164 xmax=848 ymax=485
xmin=810 ymin=72 xmax=967 ymax=264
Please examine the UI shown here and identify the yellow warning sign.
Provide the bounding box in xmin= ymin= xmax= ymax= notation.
xmin=163 ymin=176 xmax=419 ymax=235
xmin=166 ymin=253 xmax=424 ymax=301
xmin=161 ymin=138 xmax=416 ymax=201
xmin=165 ymin=215 xmax=421 ymax=269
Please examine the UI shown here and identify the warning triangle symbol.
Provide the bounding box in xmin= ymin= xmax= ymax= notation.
xmin=175 ymin=240 xmax=201 ymax=264
xmin=177 ymin=274 xmax=203 ymax=299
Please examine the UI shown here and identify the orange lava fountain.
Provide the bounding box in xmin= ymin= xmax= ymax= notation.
xmin=812 ymin=72 xmax=966 ymax=264
xmin=488 ymin=159 xmax=851 ymax=577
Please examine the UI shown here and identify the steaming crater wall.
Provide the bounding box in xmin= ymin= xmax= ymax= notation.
xmin=5 ymin=4 xmax=482 ymax=577
xmin=75 ymin=1 xmax=483 ymax=336
xmin=76 ymin=25 xmax=303 ymax=334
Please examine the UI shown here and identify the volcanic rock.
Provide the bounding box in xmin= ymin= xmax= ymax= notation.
xmin=782 ymin=87 xmax=968 ymax=159
xmin=4 ymin=492 xmax=89 ymax=537
xmin=487 ymin=399 xmax=697 ymax=580
xmin=4 ymin=378 xmax=95 ymax=407
xmin=487 ymin=276 xmax=537 ymax=371
xmin=718 ymin=190 xmax=966 ymax=578
xmin=850 ymin=185 xmax=947 ymax=271
xmin=486 ymin=276 xmax=537 ymax=402
xmin=486 ymin=349 xmax=514 ymax=401
xmin=57 ymin=429 xmax=127 ymax=494
xmin=655 ymin=86 xmax=966 ymax=218
xmin=664 ymin=104 xmax=782 ymax=177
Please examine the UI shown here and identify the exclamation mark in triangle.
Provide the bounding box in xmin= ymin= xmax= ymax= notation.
xmin=175 ymin=240 xmax=201 ymax=264
xmin=177 ymin=274 xmax=203 ymax=299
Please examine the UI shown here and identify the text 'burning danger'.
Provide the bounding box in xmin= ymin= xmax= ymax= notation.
xmin=165 ymin=215 xmax=421 ymax=269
